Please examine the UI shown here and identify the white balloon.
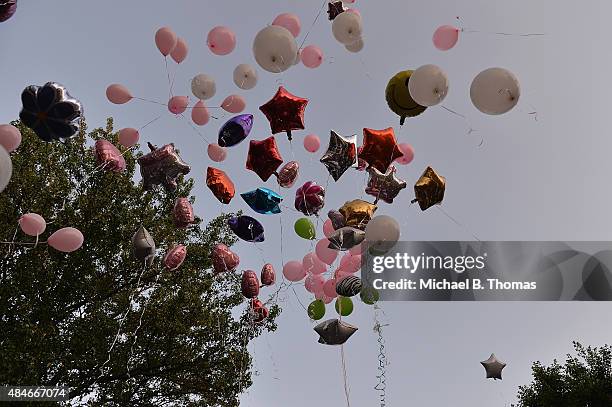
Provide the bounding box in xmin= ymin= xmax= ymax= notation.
xmin=252 ymin=25 xmax=298 ymax=73
xmin=191 ymin=74 xmax=216 ymax=100
xmin=470 ymin=67 xmax=520 ymax=115
xmin=233 ymin=64 xmax=258 ymax=90
xmin=0 ymin=145 xmax=12 ymax=193
xmin=365 ymin=215 xmax=400 ymax=255
xmin=345 ymin=38 xmax=364 ymax=53
xmin=408 ymin=64 xmax=449 ymax=107
xmin=332 ymin=11 xmax=363 ymax=45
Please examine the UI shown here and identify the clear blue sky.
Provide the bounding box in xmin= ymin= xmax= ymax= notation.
xmin=2 ymin=1 xmax=612 ymax=406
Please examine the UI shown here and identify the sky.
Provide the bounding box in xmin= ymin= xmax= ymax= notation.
xmin=2 ymin=0 xmax=612 ymax=406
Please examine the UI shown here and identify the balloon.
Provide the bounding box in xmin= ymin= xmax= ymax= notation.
xmin=295 ymin=218 xmax=316 ymax=240
xmin=332 ymin=11 xmax=362 ymax=45
xmin=207 ymin=144 xmax=227 ymax=162
xmin=241 ymin=187 xmax=283 ymax=214
xmin=323 ymin=219 xmax=335 ymax=238
xmin=172 ymin=197 xmax=195 ymax=228
xmin=314 ymin=318 xmax=358 ymax=345
xmin=340 ymin=253 xmax=361 ymax=273
xmin=261 ymin=263 xmax=276 ymax=286
xmin=395 ymin=143 xmax=414 ymax=165
xmin=191 ymin=74 xmax=216 ymax=100
xmin=218 ymin=114 xmax=253 ymax=147
xmin=327 ymin=1 xmax=346 ymax=20
xmin=320 ymin=130 xmax=357 ymax=181
xmin=20 ymin=83 xmax=82 ymax=142
xmin=360 ymin=286 xmax=379 ymax=305
xmin=305 ymin=273 xmax=325 ymax=294
xmin=481 ymin=354 xmax=506 ymax=380
xmin=0 ymin=1 xmax=17 ymax=22
xmin=359 ymin=127 xmax=402 ymax=173
xmin=155 ymin=27 xmax=177 ymax=56
xmin=192 ymin=100 xmax=210 ymax=126
xmin=308 ymin=299 xmax=326 ymax=320
xmin=433 ymin=25 xmax=460 ymax=51
xmin=228 ymin=216 xmax=264 ymax=242
xmin=211 ymin=243 xmax=239 ymax=274
xmin=207 ymin=26 xmax=236 ymax=55
xmin=335 ymin=275 xmax=362 ymax=297
xmin=365 ymin=215 xmax=400 ymax=254
xmin=259 ymin=86 xmax=308 ymax=141
xmin=206 ymin=167 xmax=235 ymax=204
xmin=241 ymin=270 xmax=260 ymax=298
xmin=323 ymin=279 xmax=338 ymax=298
xmin=328 ymin=210 xmax=346 ymax=230
xmin=0 ymin=124 xmax=21 ymax=152
xmin=18 ymin=213 xmax=46 ymax=236
xmin=163 ymin=245 xmax=187 ymax=271
xmin=316 ymin=238 xmax=338 ymax=265
xmin=94 ymin=139 xmax=126 ymax=173
xmin=132 ymin=226 xmax=155 ymax=266
xmin=295 ymin=181 xmax=325 ymax=216
xmin=411 ymin=166 xmax=446 ymax=211
xmin=253 ymin=25 xmax=297 ymax=73
xmin=349 ymin=243 xmax=364 ymax=256
xmin=251 ymin=298 xmax=270 ymax=323
xmin=317 ymin=292 xmax=335 ymax=304
xmin=303 ymin=252 xmax=326 ymax=275
xmin=167 ymin=96 xmax=189 ymax=115
xmin=365 ymin=165 xmax=407 ymax=204
xmin=138 ymin=143 xmax=191 ymax=191
xmin=233 ymin=64 xmax=258 ymax=90
xmin=272 ymin=13 xmax=301 ymax=37
xmin=345 ymin=38 xmax=364 ymax=53
xmin=48 ymin=227 xmax=84 ymax=253
xmin=276 ymin=161 xmax=299 ymax=188
xmin=470 ymin=67 xmax=520 ymax=115
xmin=385 ymin=71 xmax=427 ymax=125
xmin=283 ymin=260 xmax=306 ymax=282
xmin=339 ymin=199 xmax=377 ymax=230
xmin=303 ymin=134 xmax=320 ymax=153
xmin=221 ymin=95 xmax=246 ymax=113
xmin=118 ymin=128 xmax=139 ymax=148
xmin=335 ymin=269 xmax=352 ymax=282
xmin=170 ymin=37 xmax=188 ymax=63
xmin=0 ymin=146 xmax=11 ymax=193
xmin=245 ymin=136 xmax=283 ymax=181
xmin=328 ymin=227 xmax=365 ymax=251
xmin=408 ymin=64 xmax=449 ymax=107
xmin=334 ymin=296 xmax=354 ymax=316
xmin=301 ymin=45 xmax=323 ymax=68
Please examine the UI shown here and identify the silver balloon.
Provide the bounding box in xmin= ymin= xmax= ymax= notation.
xmin=480 ymin=353 xmax=506 ymax=380
xmin=328 ymin=226 xmax=365 ymax=251
xmin=314 ymin=318 xmax=358 ymax=345
xmin=0 ymin=145 xmax=12 ymax=193
xmin=132 ymin=226 xmax=156 ymax=267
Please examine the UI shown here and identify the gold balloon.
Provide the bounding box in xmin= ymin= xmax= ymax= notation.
xmin=411 ymin=166 xmax=446 ymax=211
xmin=339 ymin=199 xmax=377 ymax=230
xmin=385 ymin=70 xmax=427 ymax=125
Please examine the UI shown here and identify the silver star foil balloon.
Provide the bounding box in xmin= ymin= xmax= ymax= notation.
xmin=314 ymin=318 xmax=358 ymax=345
xmin=365 ymin=165 xmax=407 ymax=204
xmin=132 ymin=226 xmax=156 ymax=267
xmin=481 ymin=354 xmax=506 ymax=380
xmin=320 ymin=130 xmax=357 ymax=182
xmin=327 ymin=226 xmax=365 ymax=251
xmin=138 ymin=142 xmax=191 ymax=191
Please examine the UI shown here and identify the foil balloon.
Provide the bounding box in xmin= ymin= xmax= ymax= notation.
xmin=245 ymin=136 xmax=283 ymax=182
xmin=206 ymin=167 xmax=235 ymax=204
xmin=0 ymin=1 xmax=17 ymax=22
xmin=335 ymin=275 xmax=362 ymax=297
xmin=320 ymin=130 xmax=357 ymax=181
xmin=94 ymin=139 xmax=126 ymax=173
xmin=259 ymin=86 xmax=308 ymax=141
xmin=261 ymin=263 xmax=276 ymax=286
xmin=314 ymin=318 xmax=358 ymax=345
xmin=172 ymin=197 xmax=195 ymax=228
xmin=328 ymin=210 xmax=346 ymax=230
xmin=163 ymin=245 xmax=187 ymax=271
xmin=359 ymin=127 xmax=402 ymax=173
xmin=327 ymin=1 xmax=346 ymax=20
xmin=241 ymin=270 xmax=260 ymax=298
xmin=411 ymin=166 xmax=446 ymax=211
xmin=385 ymin=70 xmax=427 ymax=125
xmin=211 ymin=243 xmax=239 ymax=274
xmin=481 ymin=354 xmax=506 ymax=380
xmin=339 ymin=199 xmax=377 ymax=230
xmin=365 ymin=165 xmax=407 ymax=204
xmin=138 ymin=143 xmax=191 ymax=191
xmin=295 ymin=181 xmax=325 ymax=216
xmin=251 ymin=298 xmax=270 ymax=323
xmin=276 ymin=160 xmax=299 ymax=188
xmin=228 ymin=215 xmax=265 ymax=242
xmin=218 ymin=114 xmax=254 ymax=147
xmin=240 ymin=187 xmax=283 ymax=214
xmin=19 ymin=82 xmax=83 ymax=142
xmin=132 ymin=226 xmax=156 ymax=267
xmin=328 ymin=226 xmax=365 ymax=251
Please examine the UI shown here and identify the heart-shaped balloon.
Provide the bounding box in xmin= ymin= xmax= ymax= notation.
xmin=277 ymin=160 xmax=300 ymax=188
xmin=211 ymin=243 xmax=240 ymax=274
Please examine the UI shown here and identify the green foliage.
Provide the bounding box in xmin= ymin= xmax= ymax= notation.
xmin=515 ymin=342 xmax=612 ymax=407
xmin=0 ymin=119 xmax=280 ymax=406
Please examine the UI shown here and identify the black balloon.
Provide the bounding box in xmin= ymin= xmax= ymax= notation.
xmin=314 ymin=318 xmax=358 ymax=345
xmin=228 ymin=215 xmax=265 ymax=242
xmin=335 ymin=276 xmax=362 ymax=297
xmin=328 ymin=210 xmax=346 ymax=230
xmin=320 ymin=130 xmax=357 ymax=182
xmin=328 ymin=227 xmax=365 ymax=251
xmin=218 ymin=114 xmax=254 ymax=147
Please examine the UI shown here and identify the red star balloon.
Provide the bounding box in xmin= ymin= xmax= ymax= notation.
xmin=359 ymin=127 xmax=402 ymax=173
xmin=246 ymin=136 xmax=284 ymax=181
xmin=259 ymin=86 xmax=308 ymax=141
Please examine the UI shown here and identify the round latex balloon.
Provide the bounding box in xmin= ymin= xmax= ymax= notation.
xmin=253 ymin=25 xmax=297 ymax=73
xmin=323 ymin=279 xmax=338 ymax=298
xmin=106 ymin=84 xmax=132 ymax=105
xmin=470 ymin=67 xmax=520 ymax=115
xmin=433 ymin=25 xmax=460 ymax=51
xmin=303 ymin=134 xmax=320 ymax=153
xmin=349 ymin=243 xmax=364 ymax=255
xmin=317 ymin=293 xmax=334 ymax=305
xmin=323 ymin=219 xmax=335 ymax=238
xmin=118 ymin=128 xmax=139 ymax=148
xmin=408 ymin=64 xmax=449 ymax=107
xmin=171 ymin=37 xmax=188 ymax=63
xmin=167 ymin=96 xmax=189 ymax=115
xmin=207 ymin=144 xmax=227 ymax=162
xmin=192 ymin=100 xmax=210 ymax=126
xmin=295 ymin=217 xmax=316 ymax=240
xmin=335 ymin=296 xmax=354 ymax=316
xmin=360 ymin=286 xmax=379 ymax=305
xmin=155 ymin=27 xmax=178 ymax=56
xmin=47 ymin=227 xmax=84 ymax=253
xmin=283 ymin=260 xmax=306 ymax=282
xmin=191 ymin=74 xmax=216 ymax=100
xmin=345 ymin=39 xmax=364 ymax=53
xmin=301 ymin=45 xmax=323 ymax=68
xmin=315 ymin=238 xmax=338 ymax=265
xmin=233 ymin=64 xmax=258 ymax=90
xmin=19 ymin=213 xmax=46 ymax=236
xmin=365 ymin=215 xmax=400 ymax=254
xmin=303 ymin=252 xmax=326 ymax=275
xmin=305 ymin=273 xmax=325 ymax=294
xmin=221 ymin=95 xmax=246 ymax=113
xmin=339 ymin=253 xmax=361 ymax=273
xmin=395 ymin=143 xmax=414 ymax=165
xmin=0 ymin=146 xmax=12 ymax=193
xmin=0 ymin=124 xmax=20 ymax=152
xmin=332 ymin=11 xmax=363 ymax=45
xmin=272 ymin=13 xmax=301 ymax=37
xmin=307 ymin=299 xmax=326 ymax=320
xmin=207 ymin=26 xmax=236 ymax=55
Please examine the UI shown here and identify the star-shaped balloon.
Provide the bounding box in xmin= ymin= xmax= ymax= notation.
xmin=259 ymin=86 xmax=308 ymax=141
xmin=328 ymin=226 xmax=365 ymax=251
xmin=228 ymin=215 xmax=265 ymax=242
xmin=320 ymin=130 xmax=357 ymax=182
xmin=365 ymin=165 xmax=407 ymax=204
xmin=328 ymin=210 xmax=346 ymax=230
xmin=138 ymin=142 xmax=191 ymax=191
xmin=480 ymin=354 xmax=506 ymax=380
xmin=314 ymin=318 xmax=358 ymax=345
xmin=327 ymin=1 xmax=346 ymax=20
xmin=411 ymin=166 xmax=446 ymax=211
xmin=359 ymin=127 xmax=402 ymax=173
xmin=206 ymin=167 xmax=235 ymax=204
xmin=241 ymin=187 xmax=283 ymax=214
xmin=246 ymin=136 xmax=283 ymax=181
xmin=132 ymin=226 xmax=156 ymax=268
xmin=339 ymin=199 xmax=377 ymax=230
xmin=218 ymin=114 xmax=254 ymax=147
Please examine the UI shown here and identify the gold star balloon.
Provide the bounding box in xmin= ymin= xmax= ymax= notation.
xmin=411 ymin=166 xmax=446 ymax=210
xmin=339 ymin=199 xmax=377 ymax=230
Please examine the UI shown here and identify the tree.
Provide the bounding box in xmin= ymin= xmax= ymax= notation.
xmin=515 ymin=342 xmax=612 ymax=407
xmin=0 ymin=119 xmax=280 ymax=406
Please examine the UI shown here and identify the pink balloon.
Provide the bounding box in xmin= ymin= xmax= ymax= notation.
xmin=192 ymin=100 xmax=210 ymax=126
xmin=339 ymin=253 xmax=361 ymax=273
xmin=106 ymin=84 xmax=133 ymax=105
xmin=118 ymin=128 xmax=139 ymax=148
xmin=433 ymin=25 xmax=460 ymax=51
xmin=47 ymin=227 xmax=84 ymax=253
xmin=207 ymin=26 xmax=236 ymax=55
xmin=395 ymin=143 xmax=415 ymax=165
xmin=19 ymin=213 xmax=46 ymax=236
xmin=163 ymin=244 xmax=187 ymax=271
xmin=221 ymin=95 xmax=246 ymax=113
xmin=171 ymin=37 xmax=189 ymax=63
xmin=168 ymin=96 xmax=189 ymax=115
xmin=315 ymin=291 xmax=334 ymax=304
xmin=323 ymin=219 xmax=335 ymax=238
xmin=272 ymin=13 xmax=301 ymax=37
xmin=303 ymin=252 xmax=327 ymax=275
xmin=303 ymin=134 xmax=320 ymax=153
xmin=155 ymin=27 xmax=178 ymax=56
xmin=305 ymin=273 xmax=325 ymax=293
xmin=301 ymin=45 xmax=323 ymax=68
xmin=335 ymin=269 xmax=351 ymax=282
xmin=323 ymin=278 xmax=338 ymax=298
xmin=347 ymin=8 xmax=360 ymax=16
xmin=207 ymin=143 xmax=227 ymax=162
xmin=344 ymin=0 xmax=356 ymax=4
xmin=0 ymin=124 xmax=21 ymax=153
xmin=349 ymin=242 xmax=364 ymax=256
xmin=315 ymin=238 xmax=338 ymax=265
xmin=283 ymin=261 xmax=306 ymax=282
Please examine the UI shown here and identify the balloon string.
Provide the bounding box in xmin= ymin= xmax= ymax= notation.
xmin=165 ymin=57 xmax=173 ymax=99
xmin=373 ymin=305 xmax=390 ymax=407
xmin=435 ymin=206 xmax=482 ymax=242
xmin=341 ymin=345 xmax=352 ymax=407
xmin=456 ymin=16 xmax=545 ymax=37
xmin=178 ymin=114 xmax=212 ymax=145
xmin=138 ymin=115 xmax=163 ymax=131
xmin=299 ymin=0 xmax=328 ymax=51
xmin=439 ymin=105 xmax=482 ymax=146
xmin=133 ymin=97 xmax=167 ymax=106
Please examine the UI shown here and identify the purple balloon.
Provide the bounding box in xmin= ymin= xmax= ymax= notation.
xmin=0 ymin=1 xmax=17 ymax=22
xmin=228 ymin=215 xmax=265 ymax=242
xmin=218 ymin=114 xmax=253 ymax=147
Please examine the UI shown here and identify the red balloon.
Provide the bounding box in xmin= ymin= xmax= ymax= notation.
xmin=241 ymin=270 xmax=260 ymax=298
xmin=251 ymin=298 xmax=270 ymax=323
xmin=211 ymin=243 xmax=239 ymax=273
xmin=245 ymin=136 xmax=283 ymax=182
xmin=94 ymin=139 xmax=126 ymax=172
xmin=172 ymin=197 xmax=195 ymax=228
xmin=277 ymin=160 xmax=299 ymax=188
xmin=359 ymin=127 xmax=402 ymax=173
xmin=163 ymin=245 xmax=187 ymax=271
xmin=295 ymin=181 xmax=325 ymax=216
xmin=261 ymin=263 xmax=276 ymax=286
xmin=206 ymin=167 xmax=235 ymax=204
xmin=259 ymin=86 xmax=308 ymax=141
